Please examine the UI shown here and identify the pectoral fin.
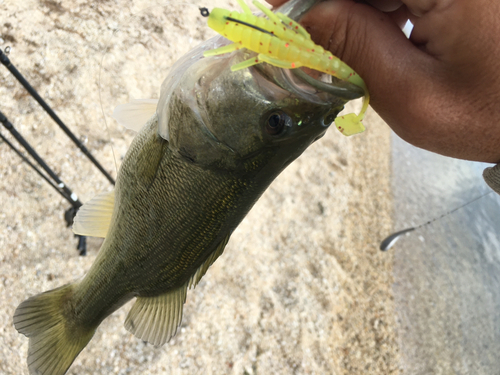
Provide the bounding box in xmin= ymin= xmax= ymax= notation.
xmin=112 ymin=98 xmax=158 ymax=132
xmin=72 ymin=190 xmax=115 ymax=238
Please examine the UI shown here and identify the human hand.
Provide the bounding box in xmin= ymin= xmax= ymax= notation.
xmin=267 ymin=0 xmax=500 ymax=163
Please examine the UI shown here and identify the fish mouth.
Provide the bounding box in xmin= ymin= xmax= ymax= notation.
xmin=291 ymin=69 xmax=364 ymax=100
xmin=269 ymin=0 xmax=365 ymax=101
xmin=247 ymin=61 xmax=363 ymax=106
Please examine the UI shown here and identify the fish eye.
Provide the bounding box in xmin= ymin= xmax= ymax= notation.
xmin=265 ymin=111 xmax=292 ymax=136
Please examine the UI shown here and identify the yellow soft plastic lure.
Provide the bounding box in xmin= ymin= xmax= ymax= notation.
xmin=201 ymin=0 xmax=369 ymax=136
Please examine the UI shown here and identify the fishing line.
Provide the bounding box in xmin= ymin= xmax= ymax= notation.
xmin=380 ymin=190 xmax=494 ymax=251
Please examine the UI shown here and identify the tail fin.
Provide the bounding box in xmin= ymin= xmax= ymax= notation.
xmin=13 ymin=284 xmax=95 ymax=375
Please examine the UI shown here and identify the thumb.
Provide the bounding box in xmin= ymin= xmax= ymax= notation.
xmin=299 ymin=1 xmax=429 ymax=130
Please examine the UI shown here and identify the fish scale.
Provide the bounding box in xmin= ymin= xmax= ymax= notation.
xmin=73 ymin=118 xmax=261 ymax=318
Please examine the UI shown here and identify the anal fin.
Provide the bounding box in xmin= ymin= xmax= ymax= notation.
xmin=124 ymin=234 xmax=231 ymax=346
xmin=124 ymin=285 xmax=187 ymax=347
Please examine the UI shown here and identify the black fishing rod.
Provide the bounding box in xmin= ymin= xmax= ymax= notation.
xmin=0 ymin=110 xmax=87 ymax=255
xmin=0 ymin=47 xmax=115 ymax=185
xmin=0 ymin=130 xmax=74 ymax=204
xmin=0 ymin=110 xmax=82 ymax=207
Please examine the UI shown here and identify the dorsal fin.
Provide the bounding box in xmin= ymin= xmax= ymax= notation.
xmin=72 ymin=190 xmax=115 ymax=238
xmin=124 ymin=234 xmax=231 ymax=346
xmin=112 ymin=98 xmax=158 ymax=132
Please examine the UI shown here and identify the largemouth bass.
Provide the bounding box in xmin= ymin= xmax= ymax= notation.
xmin=13 ymin=5 xmax=362 ymax=375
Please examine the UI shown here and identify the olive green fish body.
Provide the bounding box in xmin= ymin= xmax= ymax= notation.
xmin=13 ymin=36 xmax=353 ymax=375
xmin=73 ymin=118 xmax=271 ymax=327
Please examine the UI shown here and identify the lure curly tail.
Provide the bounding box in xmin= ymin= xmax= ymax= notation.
xmin=200 ymin=0 xmax=370 ymax=136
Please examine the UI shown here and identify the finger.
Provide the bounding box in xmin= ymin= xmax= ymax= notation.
xmin=365 ymin=0 xmax=403 ymax=12
xmin=386 ymin=4 xmax=416 ymax=29
xmin=410 ymin=1 xmax=494 ymax=63
xmin=401 ymin=0 xmax=437 ymax=16
xmin=299 ymin=1 xmax=432 ymax=111
xmin=266 ymin=0 xmax=288 ymax=6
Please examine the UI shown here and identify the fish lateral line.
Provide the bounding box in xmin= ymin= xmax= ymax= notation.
xmin=200 ymin=0 xmax=370 ymax=137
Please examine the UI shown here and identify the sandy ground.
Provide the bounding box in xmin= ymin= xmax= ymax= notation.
xmin=0 ymin=0 xmax=399 ymax=374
